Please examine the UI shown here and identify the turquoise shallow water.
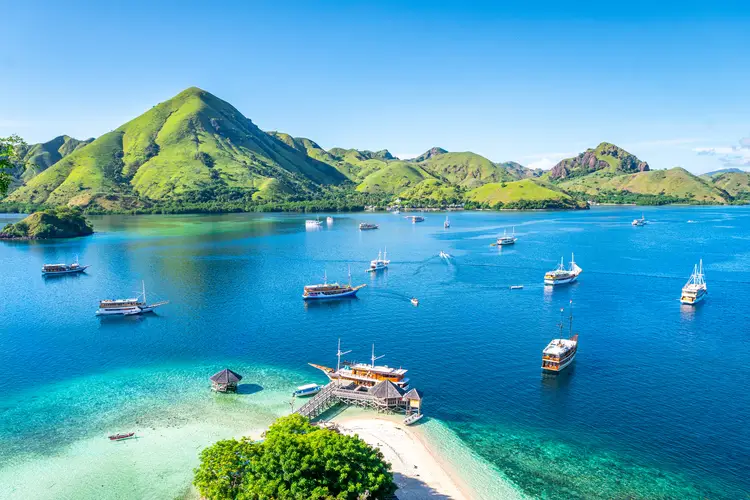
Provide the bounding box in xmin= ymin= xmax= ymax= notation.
xmin=0 ymin=207 xmax=748 ymax=499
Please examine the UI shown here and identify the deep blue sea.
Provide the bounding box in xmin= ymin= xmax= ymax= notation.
xmin=0 ymin=207 xmax=748 ymax=499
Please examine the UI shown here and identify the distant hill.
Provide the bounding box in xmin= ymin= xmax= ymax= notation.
xmin=703 ymin=168 xmax=747 ymax=177
xmin=467 ymin=179 xmax=581 ymax=208
xmin=0 ymin=207 xmax=93 ymax=239
xmin=549 ymin=142 xmax=649 ymax=180
xmin=7 ymin=87 xmax=346 ymax=209
xmin=708 ymin=171 xmax=750 ymax=201
xmin=411 ymin=147 xmax=447 ymax=163
xmin=560 ymin=167 xmax=730 ymax=203
xmin=7 ymin=135 xmax=93 ymax=190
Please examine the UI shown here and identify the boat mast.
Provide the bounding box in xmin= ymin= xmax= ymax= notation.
xmin=570 ymin=252 xmax=576 ymax=271
xmin=384 ymin=246 xmax=387 ymax=261
xmin=324 ymin=269 xmax=328 ymax=285
xmin=371 ymin=344 xmax=385 ymax=367
xmin=348 ymin=265 xmax=351 ymax=286
xmin=336 ymin=338 xmax=352 ymax=372
xmin=142 ymin=280 xmax=146 ymax=304
xmin=569 ymin=300 xmax=573 ymax=337
xmin=558 ymin=307 xmax=564 ymax=339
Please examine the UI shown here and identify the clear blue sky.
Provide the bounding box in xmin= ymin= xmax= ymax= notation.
xmin=2 ymin=1 xmax=749 ymax=173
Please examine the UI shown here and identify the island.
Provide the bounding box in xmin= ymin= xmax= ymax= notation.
xmin=0 ymin=207 xmax=93 ymax=240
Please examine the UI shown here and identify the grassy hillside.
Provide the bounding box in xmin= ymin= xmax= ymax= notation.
xmin=560 ymin=168 xmax=730 ymax=203
xmin=398 ymin=179 xmax=464 ymax=204
xmin=550 ymin=142 xmax=649 ymax=180
xmin=467 ymin=179 xmax=576 ymax=207
xmin=355 ymin=162 xmax=434 ymax=194
xmin=417 ymin=152 xmax=515 ymax=188
xmin=7 ymin=88 xmax=346 ymax=208
xmin=709 ymin=172 xmax=750 ymax=200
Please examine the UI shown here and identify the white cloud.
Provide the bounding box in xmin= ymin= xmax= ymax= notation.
xmin=624 ymin=137 xmax=704 ymax=148
xmin=394 ymin=153 xmax=420 ymax=160
xmin=693 ymin=136 xmax=750 ymax=166
xmin=522 ymin=151 xmax=574 ymax=170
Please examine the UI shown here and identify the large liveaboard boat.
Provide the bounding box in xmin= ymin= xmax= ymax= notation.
xmin=497 ymin=227 xmax=517 ymax=246
xmin=359 ymin=222 xmax=379 ymax=230
xmin=541 ymin=302 xmax=579 ymax=373
xmin=42 ymin=256 xmax=89 ymax=276
xmin=96 ymin=281 xmax=169 ymax=316
xmin=632 ymin=213 xmax=647 ymax=226
xmin=680 ymin=259 xmax=707 ymax=305
xmin=367 ymin=248 xmax=390 ymax=272
xmin=309 ymin=340 xmax=410 ymax=389
xmin=303 ymin=268 xmax=366 ymax=299
xmin=406 ymin=215 xmax=425 ymax=223
xmin=544 ymin=254 xmax=582 ymax=286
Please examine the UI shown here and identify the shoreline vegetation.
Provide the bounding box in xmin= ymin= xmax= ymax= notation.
xmin=0 ymin=207 xmax=93 ymax=239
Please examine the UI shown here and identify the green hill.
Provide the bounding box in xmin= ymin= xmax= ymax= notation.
xmin=355 ymin=161 xmax=434 ymax=194
xmin=708 ymin=172 xmax=750 ymax=201
xmin=0 ymin=207 xmax=93 ymax=239
xmin=7 ymin=88 xmax=346 ymax=209
xmin=417 ymin=152 xmax=516 ymax=188
xmin=549 ymin=142 xmax=649 ymax=180
xmin=467 ymin=179 xmax=579 ymax=208
xmin=560 ymin=167 xmax=730 ymax=203
xmin=398 ymin=179 xmax=464 ymax=204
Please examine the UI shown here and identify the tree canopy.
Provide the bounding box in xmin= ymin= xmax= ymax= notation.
xmin=0 ymin=135 xmax=25 ymax=197
xmin=193 ymin=414 xmax=397 ymax=500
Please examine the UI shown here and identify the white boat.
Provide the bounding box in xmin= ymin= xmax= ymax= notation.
xmin=411 ymin=297 xmax=419 ymax=306
xmin=497 ymin=227 xmax=517 ymax=246
xmin=544 ymin=254 xmax=582 ymax=286
xmin=510 ymin=285 xmax=524 ymax=290
xmin=359 ymin=223 xmax=379 ymax=230
xmin=405 ymin=215 xmax=425 ymax=223
xmin=96 ymin=281 xmax=169 ymax=316
xmin=293 ymin=383 xmax=323 ymax=397
xmin=444 ymin=216 xmax=450 ymax=228
xmin=439 ymin=251 xmax=451 ymax=259
xmin=680 ymin=259 xmax=707 ymax=305
xmin=306 ymin=217 xmax=322 ymax=226
xmin=42 ymin=255 xmax=89 ymax=276
xmin=404 ymin=412 xmax=424 ymax=425
xmin=303 ymin=267 xmax=366 ymax=300
xmin=542 ymin=302 xmax=579 ymax=373
xmin=367 ymin=248 xmax=390 ymax=272
xmin=632 ymin=213 xmax=647 ymax=226
xmin=326 ymin=216 xmax=334 ymax=224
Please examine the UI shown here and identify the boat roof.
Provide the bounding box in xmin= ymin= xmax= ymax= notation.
xmin=297 ymin=383 xmax=320 ymax=390
xmin=345 ymin=363 xmax=408 ymax=376
xmin=44 ymin=263 xmax=67 ymax=267
xmin=100 ymin=298 xmax=140 ymax=303
xmin=543 ymin=338 xmax=577 ymax=355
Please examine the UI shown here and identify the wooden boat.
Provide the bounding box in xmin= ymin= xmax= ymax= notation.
xmin=42 ymin=255 xmax=89 ymax=276
xmin=96 ymin=281 xmax=169 ymax=316
xmin=310 ymin=340 xmax=410 ymax=389
xmin=303 ymin=268 xmax=366 ymax=300
xmin=541 ymin=302 xmax=579 ymax=373
xmin=108 ymin=432 xmax=135 ymax=441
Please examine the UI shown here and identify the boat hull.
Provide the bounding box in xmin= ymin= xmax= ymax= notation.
xmin=42 ymin=266 xmax=89 ymax=276
xmin=680 ymin=291 xmax=707 ymax=305
xmin=542 ymin=351 xmax=577 ymax=372
xmin=544 ymin=276 xmax=578 ymax=286
xmin=303 ymin=288 xmax=361 ymax=300
xmin=366 ymin=265 xmax=388 ymax=273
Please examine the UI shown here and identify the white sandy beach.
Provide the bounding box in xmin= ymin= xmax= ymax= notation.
xmin=332 ymin=415 xmax=472 ymax=499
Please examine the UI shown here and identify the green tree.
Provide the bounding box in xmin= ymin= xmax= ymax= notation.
xmin=0 ymin=135 xmax=26 ymax=197
xmin=194 ymin=414 xmax=397 ymax=500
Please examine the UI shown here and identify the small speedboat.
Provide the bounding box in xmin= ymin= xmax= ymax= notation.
xmin=326 ymin=216 xmax=334 ymax=224
xmin=439 ymin=251 xmax=450 ymax=259
xmin=293 ymin=383 xmax=323 ymax=397
xmin=444 ymin=216 xmax=450 ymax=228
xmin=404 ymin=413 xmax=424 ymax=425
xmin=510 ymin=285 xmax=524 ymax=290
xmin=306 ymin=217 xmax=322 ymax=227
xmin=108 ymin=432 xmax=135 ymax=441
xmin=411 ymin=298 xmax=419 ymax=306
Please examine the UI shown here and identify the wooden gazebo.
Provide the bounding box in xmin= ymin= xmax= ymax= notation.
xmin=210 ymin=369 xmax=243 ymax=393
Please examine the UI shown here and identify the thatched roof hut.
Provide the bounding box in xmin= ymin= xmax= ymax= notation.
xmin=370 ymin=380 xmax=404 ymax=401
xmin=210 ymin=368 xmax=243 ymax=392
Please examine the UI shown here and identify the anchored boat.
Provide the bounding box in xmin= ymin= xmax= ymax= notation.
xmin=96 ymin=281 xmax=169 ymax=316
xmin=542 ymin=301 xmax=579 ymax=373
xmin=42 ymin=256 xmax=89 ymax=276
xmin=544 ymin=254 xmax=582 ymax=286
xmin=444 ymin=216 xmax=450 ymax=228
xmin=497 ymin=227 xmax=517 ymax=246
xmin=309 ymin=340 xmax=410 ymax=389
xmin=359 ymin=222 xmax=379 ymax=230
xmin=367 ymin=248 xmax=390 ymax=272
xmin=680 ymin=259 xmax=707 ymax=305
xmin=305 ymin=217 xmax=322 ymax=227
xmin=405 ymin=215 xmax=425 ymax=223
xmin=293 ymin=383 xmax=323 ymax=397
xmin=303 ymin=267 xmax=366 ymax=300
xmin=108 ymin=432 xmax=135 ymax=441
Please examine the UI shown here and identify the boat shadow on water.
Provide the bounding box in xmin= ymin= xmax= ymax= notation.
xmin=540 ymin=363 xmax=577 ymax=390
xmin=303 ymin=297 xmax=359 ymax=310
xmin=235 ymin=383 xmax=264 ymax=395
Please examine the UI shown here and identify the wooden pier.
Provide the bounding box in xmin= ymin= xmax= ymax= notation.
xmin=295 ymin=379 xmax=423 ymax=420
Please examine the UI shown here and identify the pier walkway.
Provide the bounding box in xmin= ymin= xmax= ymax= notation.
xmin=295 ymin=379 xmax=419 ymax=420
